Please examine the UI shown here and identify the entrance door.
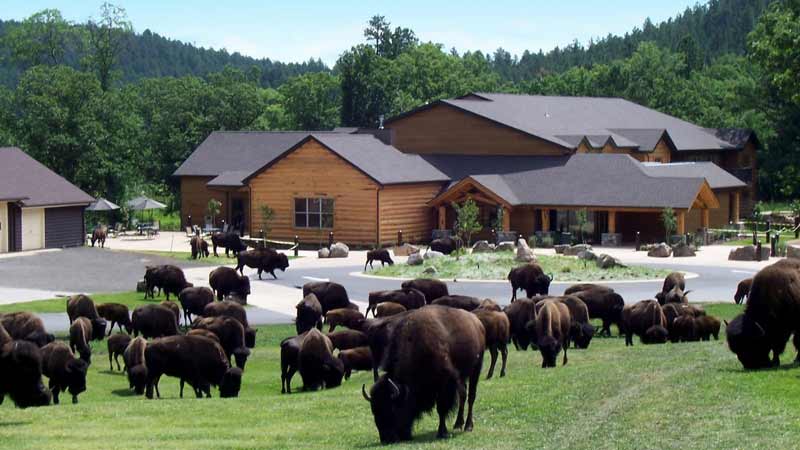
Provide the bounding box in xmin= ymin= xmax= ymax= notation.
xmin=0 ymin=202 xmax=6 ymax=253
xmin=21 ymin=207 xmax=45 ymax=251
xmin=231 ymin=197 xmax=245 ymax=234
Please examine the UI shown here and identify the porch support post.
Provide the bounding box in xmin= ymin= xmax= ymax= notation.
xmin=701 ymin=208 xmax=710 ymax=229
xmin=732 ymin=191 xmax=740 ymax=223
xmin=541 ymin=209 xmax=550 ymax=232
xmin=677 ymin=210 xmax=686 ymax=235
xmin=502 ymin=206 xmax=511 ymax=231
xmin=438 ymin=206 xmax=446 ymax=229
xmin=608 ymin=210 xmax=617 ymax=234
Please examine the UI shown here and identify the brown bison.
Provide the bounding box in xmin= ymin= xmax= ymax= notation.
xmin=339 ymin=346 xmax=373 ymax=380
xmin=192 ymin=316 xmax=250 ymax=369
xmin=132 ymin=304 xmax=180 ymax=338
xmin=361 ymin=311 xmax=412 ymax=381
xmin=41 ymin=341 xmax=89 ymax=404
xmin=563 ymin=283 xmax=608 ymax=295
xmin=187 ymin=329 xmax=221 ymax=342
xmin=367 ymin=288 xmax=425 ymax=316
xmin=209 ymin=267 xmax=251 ymax=303
xmin=280 ymin=332 xmax=305 ymax=394
xmin=295 ymin=293 xmax=323 ymax=334
xmin=656 ymin=272 xmax=690 ymax=305
xmin=401 ymin=278 xmax=449 ymax=304
xmin=696 ymin=315 xmax=721 ymax=341
xmin=160 ymin=300 xmax=181 ymax=329
xmin=91 ymin=225 xmax=107 ymax=248
xmin=508 ymin=263 xmax=552 ymax=301
xmin=325 ymin=308 xmax=366 ymax=332
xmin=431 ymin=295 xmax=482 ymax=311
xmin=143 ymin=265 xmax=193 ymax=301
xmin=622 ymin=300 xmax=668 ymax=346
xmin=210 ymin=231 xmax=247 ymax=258
xmin=365 ymin=248 xmax=394 ymax=270
xmin=428 ymin=236 xmax=459 ymax=255
xmin=145 ymin=335 xmax=242 ymax=399
xmin=526 ymin=300 xmax=571 ymax=367
xmin=69 ymin=317 xmax=93 ymax=363
xmin=236 ymin=248 xmax=290 ymax=280
xmin=376 ymin=302 xmax=407 ymax=318
xmin=671 ymin=315 xmax=699 ymax=342
xmin=107 ymin=333 xmax=132 ymax=371
xmin=302 ymin=281 xmax=350 ymax=314
xmin=0 ymin=323 xmax=51 ymax=408
xmin=202 ymin=301 xmax=257 ymax=348
xmin=123 ymin=337 xmax=148 ymax=394
xmin=534 ymin=295 xmax=595 ymax=349
xmin=362 ymin=305 xmax=485 ymax=443
xmin=96 ymin=303 xmax=131 ymax=335
xmin=190 ymin=235 xmax=209 ymax=259
xmin=503 ymin=298 xmax=537 ymax=350
xmin=178 ymin=286 xmax=215 ymax=327
xmin=472 ymin=309 xmax=509 ymax=378
xmin=571 ymin=288 xmax=625 ymax=337
xmin=734 ymin=278 xmax=753 ymax=305
xmin=326 ymin=329 xmax=369 ymax=351
xmin=66 ymin=294 xmax=107 ymax=340
xmin=476 ymin=298 xmax=502 ymax=312
xmin=298 ymin=328 xmax=344 ymax=391
xmin=0 ymin=312 xmax=55 ymax=347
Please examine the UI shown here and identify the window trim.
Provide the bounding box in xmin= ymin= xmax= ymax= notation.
xmin=293 ymin=197 xmax=334 ymax=229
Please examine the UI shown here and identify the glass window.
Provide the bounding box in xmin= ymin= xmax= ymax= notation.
xmin=294 ymin=197 xmax=334 ymax=229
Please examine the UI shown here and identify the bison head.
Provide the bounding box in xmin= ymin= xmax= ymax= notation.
xmin=642 ymin=325 xmax=669 ymax=344
xmin=24 ymin=331 xmax=55 ymax=348
xmin=244 ymin=328 xmax=257 ymax=348
xmin=65 ymin=358 xmax=89 ymax=403
xmin=128 ymin=364 xmax=148 ymax=395
xmin=726 ymin=314 xmax=772 ymax=369
xmin=363 ymin=377 xmax=414 ymax=444
xmin=537 ymin=273 xmax=553 ymax=296
xmin=322 ymin=357 xmax=344 ymax=388
xmin=572 ymin=323 xmax=595 ymax=349
xmin=219 ymin=367 xmax=242 ymax=398
xmin=0 ymin=341 xmax=52 ymax=408
xmin=276 ymin=254 xmax=290 ymax=272
xmin=537 ymin=335 xmax=562 ymax=368
xmin=91 ymin=318 xmax=108 ymax=341
xmin=233 ymin=347 xmax=251 ymax=370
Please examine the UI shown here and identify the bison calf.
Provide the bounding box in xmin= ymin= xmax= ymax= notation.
xmin=365 ymin=249 xmax=394 ymax=270
xmin=327 ymin=329 xmax=369 ymax=351
xmin=107 ymin=333 xmax=132 ymax=371
xmin=96 ymin=303 xmax=131 ymax=335
xmin=69 ymin=317 xmax=93 ymax=363
xmin=338 ymin=346 xmax=373 ymax=380
xmin=41 ymin=341 xmax=88 ymax=404
xmin=375 ymin=302 xmax=406 ymax=318
xmin=325 ymin=308 xmax=366 ymax=332
xmin=473 ymin=309 xmax=510 ymax=378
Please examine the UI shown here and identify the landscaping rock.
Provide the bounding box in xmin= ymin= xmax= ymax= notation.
xmin=422 ymin=266 xmax=438 ymax=275
xmin=596 ymin=253 xmax=625 ymax=269
xmin=647 ymin=243 xmax=672 ymax=258
xmin=672 ymin=243 xmax=696 ymax=258
xmin=564 ymin=244 xmax=592 ymax=256
xmin=318 ymin=248 xmax=330 ymax=259
xmin=728 ymin=245 xmax=770 ymax=261
xmin=577 ymin=250 xmax=597 ymax=261
xmin=136 ymin=280 xmax=147 ymax=293
xmin=495 ymin=241 xmax=515 ymax=252
xmin=407 ymin=252 xmax=423 ymax=266
xmin=472 ymin=240 xmax=494 ymax=253
xmin=329 ymin=242 xmax=349 ymax=258
xmin=515 ymin=238 xmax=536 ymax=262
xmin=787 ymin=245 xmax=800 ymax=260
xmin=393 ymin=243 xmax=419 ymax=257
xmin=554 ymin=244 xmax=569 ymax=254
xmin=424 ymin=250 xmax=444 ymax=260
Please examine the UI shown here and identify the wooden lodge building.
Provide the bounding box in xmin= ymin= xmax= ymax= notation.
xmin=174 ymin=93 xmax=757 ymax=246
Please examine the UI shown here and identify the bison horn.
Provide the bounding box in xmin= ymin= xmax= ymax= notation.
xmin=361 ymin=384 xmax=372 ymax=402
xmin=387 ymin=377 xmax=400 ymax=399
xmin=547 ymin=273 xmax=554 ymax=281
xmin=683 ymin=290 xmax=693 ymax=296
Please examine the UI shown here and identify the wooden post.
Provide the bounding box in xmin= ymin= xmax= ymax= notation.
xmin=541 ymin=209 xmax=550 ymax=232
xmin=677 ymin=210 xmax=686 ymax=235
xmin=328 ymin=231 xmax=334 ymax=247
xmin=294 ymin=235 xmax=299 ymax=257
xmin=438 ymin=206 xmax=446 ymax=230
xmin=397 ymin=230 xmax=403 ymax=247
xmin=608 ymin=211 xmax=617 ymax=234
xmin=502 ymin=207 xmax=511 ymax=231
xmin=731 ymin=192 xmax=740 ymax=224
xmin=701 ymin=209 xmax=710 ymax=229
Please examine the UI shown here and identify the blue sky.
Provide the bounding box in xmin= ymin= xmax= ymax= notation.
xmin=3 ymin=1 xmax=701 ymax=65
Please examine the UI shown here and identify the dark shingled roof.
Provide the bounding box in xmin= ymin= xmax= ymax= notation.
xmin=702 ymin=128 xmax=756 ymax=149
xmin=0 ymin=147 xmax=94 ymax=207
xmin=423 ymin=153 xmax=707 ymax=209
xmin=641 ymin=162 xmax=747 ymax=190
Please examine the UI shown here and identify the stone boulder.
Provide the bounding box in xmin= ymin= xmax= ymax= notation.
xmin=564 ymin=244 xmax=592 ymax=256
xmin=424 ymin=250 xmax=444 ymax=260
xmin=407 ymin=252 xmax=423 ymax=266
xmin=472 ymin=240 xmax=494 ymax=253
xmin=136 ymin=280 xmax=147 ymax=292
xmin=495 ymin=241 xmax=516 ymax=252
xmin=393 ymin=243 xmax=419 ymax=257
xmin=554 ymin=244 xmax=569 ymax=255
xmin=318 ymin=248 xmax=330 ymax=259
xmin=596 ymin=253 xmax=625 ymax=269
xmin=728 ymin=245 xmax=770 ymax=261
xmin=515 ymin=238 xmax=536 ymax=262
xmin=788 ymin=245 xmax=800 ymax=260
xmin=672 ymin=243 xmax=696 ymax=258
xmin=577 ymin=250 xmax=597 ymax=261
xmin=647 ymin=243 xmax=672 ymax=258
xmin=329 ymin=242 xmax=349 ymax=258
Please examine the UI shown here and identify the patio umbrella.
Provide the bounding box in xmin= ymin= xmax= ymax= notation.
xmin=129 ymin=196 xmax=167 ymax=223
xmin=126 ymin=196 xmax=148 ymax=208
xmin=86 ymin=198 xmax=120 ymax=212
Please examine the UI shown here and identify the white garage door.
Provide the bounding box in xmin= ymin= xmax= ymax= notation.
xmin=22 ymin=207 xmax=45 ymax=251
xmin=0 ymin=202 xmax=7 ymax=253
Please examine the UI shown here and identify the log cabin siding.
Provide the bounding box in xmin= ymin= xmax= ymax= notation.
xmin=249 ymin=140 xmax=380 ymax=246
xmin=378 ymin=183 xmax=443 ymax=245
xmin=180 ymin=176 xmax=227 ymax=228
xmin=388 ymin=104 xmax=569 ymax=156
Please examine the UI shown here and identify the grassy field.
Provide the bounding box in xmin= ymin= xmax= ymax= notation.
xmin=370 ymin=252 xmax=672 ymax=282
xmin=2 ymin=303 xmax=800 ymax=449
xmin=0 ymin=291 xmax=176 ymax=314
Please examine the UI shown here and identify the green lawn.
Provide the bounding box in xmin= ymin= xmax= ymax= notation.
xmin=0 ymin=291 xmax=172 ymax=314
xmin=2 ymin=303 xmax=800 ymax=449
xmin=370 ymin=252 xmax=672 ymax=282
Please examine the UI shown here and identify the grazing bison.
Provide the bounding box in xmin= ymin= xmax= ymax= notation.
xmin=401 ymin=278 xmax=449 ymax=304
xmin=96 ymin=303 xmax=131 ymax=335
xmin=123 ymin=337 xmax=148 ymax=394
xmin=69 ymin=317 xmax=93 ymax=363
xmin=734 ymin=278 xmax=753 ymax=305
xmin=696 ymin=315 xmax=721 ymax=341
xmin=339 ymin=346 xmax=373 ymax=380
xmin=209 ymin=267 xmax=251 ymax=303
xmin=91 ymin=226 xmax=107 ymax=248
xmin=295 ymin=293 xmax=323 ymax=334
xmin=564 ymin=283 xmax=610 ymax=295
xmin=726 ymin=260 xmax=800 ymax=369
xmin=325 ymin=308 xmax=366 ymax=332
xmin=656 ymin=272 xmax=686 ymax=304
xmin=367 ymin=289 xmax=425 ymax=316
xmin=0 ymin=312 xmax=54 ymax=347
xmin=365 ymin=249 xmax=394 ymax=270
xmin=376 ymin=302 xmax=406 ymax=318
xmin=66 ymin=294 xmax=107 ymax=340
xmin=622 ymin=300 xmax=668 ymax=346
xmin=107 ymin=333 xmax=132 ymax=371
xmin=132 ymin=304 xmax=179 ymax=339
xmin=663 ymin=303 xmax=683 ymax=340
xmin=302 ymin=281 xmax=350 ymax=314
xmin=236 ymin=248 xmax=290 ymax=280
xmin=526 ymin=300 xmax=571 ymax=368
xmin=0 ymin=324 xmax=51 ymax=408
xmin=360 ymin=312 xmax=411 ymax=382
xmin=472 ymin=309 xmax=509 ymax=378
xmin=362 ymin=305 xmax=485 ymax=443
xmin=571 ymin=288 xmax=625 ymax=337
xmin=508 ymin=263 xmax=552 ymax=301
xmin=671 ymin=315 xmax=699 ymax=342
xmin=326 ymin=329 xmax=369 ymax=351
xmin=145 ymin=335 xmax=243 ymax=399
xmin=192 ymin=316 xmax=250 ymax=369
xmin=535 ymin=295 xmax=594 ymax=349
xmin=280 ymin=332 xmax=305 ymax=394
xmin=178 ymin=287 xmax=215 ymax=327
xmin=190 ymin=235 xmax=209 ymax=259
xmin=210 ymin=231 xmax=247 ymax=258
xmin=298 ymin=328 xmax=344 ymax=391
xmin=143 ymin=266 xmax=193 ymax=301
xmin=431 ymin=295 xmax=482 ymax=311
xmin=160 ymin=301 xmax=181 ymax=329
xmin=503 ymin=298 xmax=537 ymax=351
xmin=202 ymin=301 xmax=257 ymax=348
xmin=41 ymin=341 xmax=88 ymax=404
xmin=428 ymin=236 xmax=459 ymax=255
